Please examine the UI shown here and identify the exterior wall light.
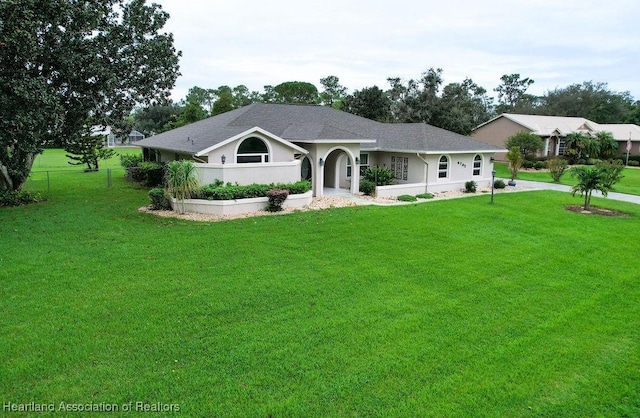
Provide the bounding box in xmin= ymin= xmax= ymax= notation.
xmin=319 ymin=158 xmax=324 ymax=166
xmin=355 ymin=157 xmax=360 ymax=164
xmin=221 ymin=154 xmax=226 ymax=164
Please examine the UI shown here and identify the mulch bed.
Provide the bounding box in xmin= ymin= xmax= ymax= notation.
xmin=564 ymin=205 xmax=632 ymax=217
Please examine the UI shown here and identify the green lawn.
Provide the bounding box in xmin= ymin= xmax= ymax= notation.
xmin=495 ymin=162 xmax=640 ymax=196
xmin=1 ymin=154 xmax=639 ymax=416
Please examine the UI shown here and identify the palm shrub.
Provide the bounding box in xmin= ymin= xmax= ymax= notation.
xmin=570 ymin=166 xmax=607 ymax=211
xmin=362 ymin=166 xmax=395 ymax=186
xmin=596 ymin=131 xmax=618 ymax=160
xmin=547 ymin=157 xmax=568 ymax=183
xmin=165 ymin=160 xmax=200 ymax=213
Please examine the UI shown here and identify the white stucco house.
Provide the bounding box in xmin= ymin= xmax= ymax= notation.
xmin=136 ymin=103 xmax=504 ymax=198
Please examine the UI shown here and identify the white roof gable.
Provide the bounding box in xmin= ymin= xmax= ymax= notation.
xmin=195 ymin=126 xmax=309 ymax=157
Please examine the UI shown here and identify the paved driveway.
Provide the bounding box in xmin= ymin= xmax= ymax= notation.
xmin=510 ymin=179 xmax=640 ymax=205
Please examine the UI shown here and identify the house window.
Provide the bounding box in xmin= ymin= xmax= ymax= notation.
xmin=359 ymin=153 xmax=369 ymax=175
xmin=558 ymin=139 xmax=567 ymax=156
xmin=473 ymin=155 xmax=482 ymax=176
xmin=347 ymin=153 xmax=369 ymax=177
xmin=391 ymin=156 xmax=408 ymax=180
xmin=237 ymin=137 xmax=269 ymax=163
xmin=438 ymin=155 xmax=448 ymax=178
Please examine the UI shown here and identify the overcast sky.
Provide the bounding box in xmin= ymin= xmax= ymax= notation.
xmin=153 ymin=0 xmax=640 ymax=103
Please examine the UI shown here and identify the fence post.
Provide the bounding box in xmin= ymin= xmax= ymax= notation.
xmin=107 ymin=168 xmax=112 ymax=188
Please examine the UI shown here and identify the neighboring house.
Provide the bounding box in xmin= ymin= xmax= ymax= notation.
xmin=136 ymin=103 xmax=503 ymax=198
xmin=92 ymin=126 xmax=146 ymax=147
xmin=472 ymin=114 xmax=640 ymax=160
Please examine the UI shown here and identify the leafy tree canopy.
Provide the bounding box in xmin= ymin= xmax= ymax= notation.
xmin=505 ymin=131 xmax=544 ymax=160
xmin=272 ymin=81 xmax=320 ymax=104
xmin=342 ymin=86 xmax=392 ymax=122
xmin=0 ymin=0 xmax=181 ymax=191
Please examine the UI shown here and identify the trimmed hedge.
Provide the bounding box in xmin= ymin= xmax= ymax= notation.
xmin=196 ymin=180 xmax=310 ymax=200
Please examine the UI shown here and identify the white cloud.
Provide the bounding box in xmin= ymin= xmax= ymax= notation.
xmin=155 ymin=0 xmax=640 ymax=102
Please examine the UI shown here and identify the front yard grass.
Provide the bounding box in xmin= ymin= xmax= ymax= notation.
xmin=1 ymin=163 xmax=639 ymax=416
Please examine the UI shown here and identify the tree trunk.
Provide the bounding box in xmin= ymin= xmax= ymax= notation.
xmin=0 ymin=151 xmax=36 ymax=191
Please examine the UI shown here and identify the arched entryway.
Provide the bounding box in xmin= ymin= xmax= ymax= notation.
xmin=320 ymin=148 xmax=358 ymax=196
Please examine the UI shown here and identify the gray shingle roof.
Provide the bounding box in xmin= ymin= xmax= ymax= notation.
xmin=136 ymin=103 xmax=502 ymax=154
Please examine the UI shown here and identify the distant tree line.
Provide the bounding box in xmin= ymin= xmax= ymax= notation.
xmin=132 ymin=70 xmax=640 ymax=137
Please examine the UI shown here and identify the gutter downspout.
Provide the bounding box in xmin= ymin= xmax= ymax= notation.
xmin=416 ymin=153 xmax=429 ymax=193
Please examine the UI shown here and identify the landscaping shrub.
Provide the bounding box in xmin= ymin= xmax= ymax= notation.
xmin=464 ymin=181 xmax=477 ymax=193
xmin=0 ymin=190 xmax=43 ymax=207
xmin=362 ymin=166 xmax=395 ymax=186
xmin=359 ymin=179 xmax=376 ymax=196
xmin=120 ymin=154 xmax=143 ymax=169
xmin=197 ymin=180 xmax=310 ymax=200
xmin=494 ymin=179 xmax=506 ymax=189
xmin=547 ymin=157 xmax=568 ymax=183
xmin=596 ymin=160 xmax=625 ymax=189
xmin=416 ymin=193 xmax=434 ymax=199
xmin=277 ymin=180 xmax=311 ymax=195
xmin=522 ymin=160 xmax=535 ymax=169
xmin=125 ymin=161 xmax=164 ymax=187
xmin=148 ymin=188 xmax=172 ymax=210
xmin=266 ymin=188 xmax=289 ymax=212
xmin=397 ymin=194 xmax=417 ymax=202
xmin=534 ymin=161 xmax=547 ymax=170
xmin=141 ymin=162 xmax=165 ymax=187
xmin=629 ymin=160 xmax=639 ymax=166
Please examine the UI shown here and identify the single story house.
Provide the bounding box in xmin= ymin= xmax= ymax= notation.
xmin=136 ymin=103 xmax=504 ymax=198
xmin=472 ymin=113 xmax=640 ymax=161
xmin=92 ymin=126 xmax=146 ymax=147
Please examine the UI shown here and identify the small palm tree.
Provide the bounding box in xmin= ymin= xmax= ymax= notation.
xmin=565 ymin=132 xmax=588 ymax=158
xmin=596 ymin=131 xmax=618 ymax=160
xmin=165 ymin=160 xmax=200 ymax=213
xmin=570 ymin=166 xmax=607 ymax=211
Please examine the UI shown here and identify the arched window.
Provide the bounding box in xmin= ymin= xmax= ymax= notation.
xmin=237 ymin=137 xmax=269 ymax=163
xmin=301 ymin=156 xmax=312 ymax=180
xmin=473 ymin=154 xmax=482 ymax=176
xmin=438 ymin=155 xmax=448 ymax=178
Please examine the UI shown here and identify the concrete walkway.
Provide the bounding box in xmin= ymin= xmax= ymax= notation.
xmin=323 ymin=181 xmax=640 ymax=206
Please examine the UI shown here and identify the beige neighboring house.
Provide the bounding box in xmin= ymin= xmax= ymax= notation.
xmin=136 ymin=103 xmax=504 ymax=198
xmin=472 ymin=114 xmax=640 ymax=161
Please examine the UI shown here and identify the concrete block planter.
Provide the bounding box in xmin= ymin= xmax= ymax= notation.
xmin=171 ymin=191 xmax=313 ymax=216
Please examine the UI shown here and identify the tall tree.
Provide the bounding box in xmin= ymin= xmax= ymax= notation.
xmin=185 ymin=86 xmax=215 ymax=115
xmin=319 ymin=75 xmax=347 ymax=108
xmin=494 ymin=73 xmax=535 ymax=114
xmin=64 ymin=128 xmax=116 ymax=171
xmin=431 ymin=78 xmax=492 ymax=135
xmin=212 ymin=90 xmax=234 ymax=115
xmin=0 ymin=0 xmax=181 ymax=191
xmin=539 ymin=82 xmax=633 ymax=123
xmin=273 ymin=81 xmax=319 ymax=104
xmin=133 ymin=103 xmax=182 ymax=135
xmin=342 ymin=86 xmax=391 ymax=122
